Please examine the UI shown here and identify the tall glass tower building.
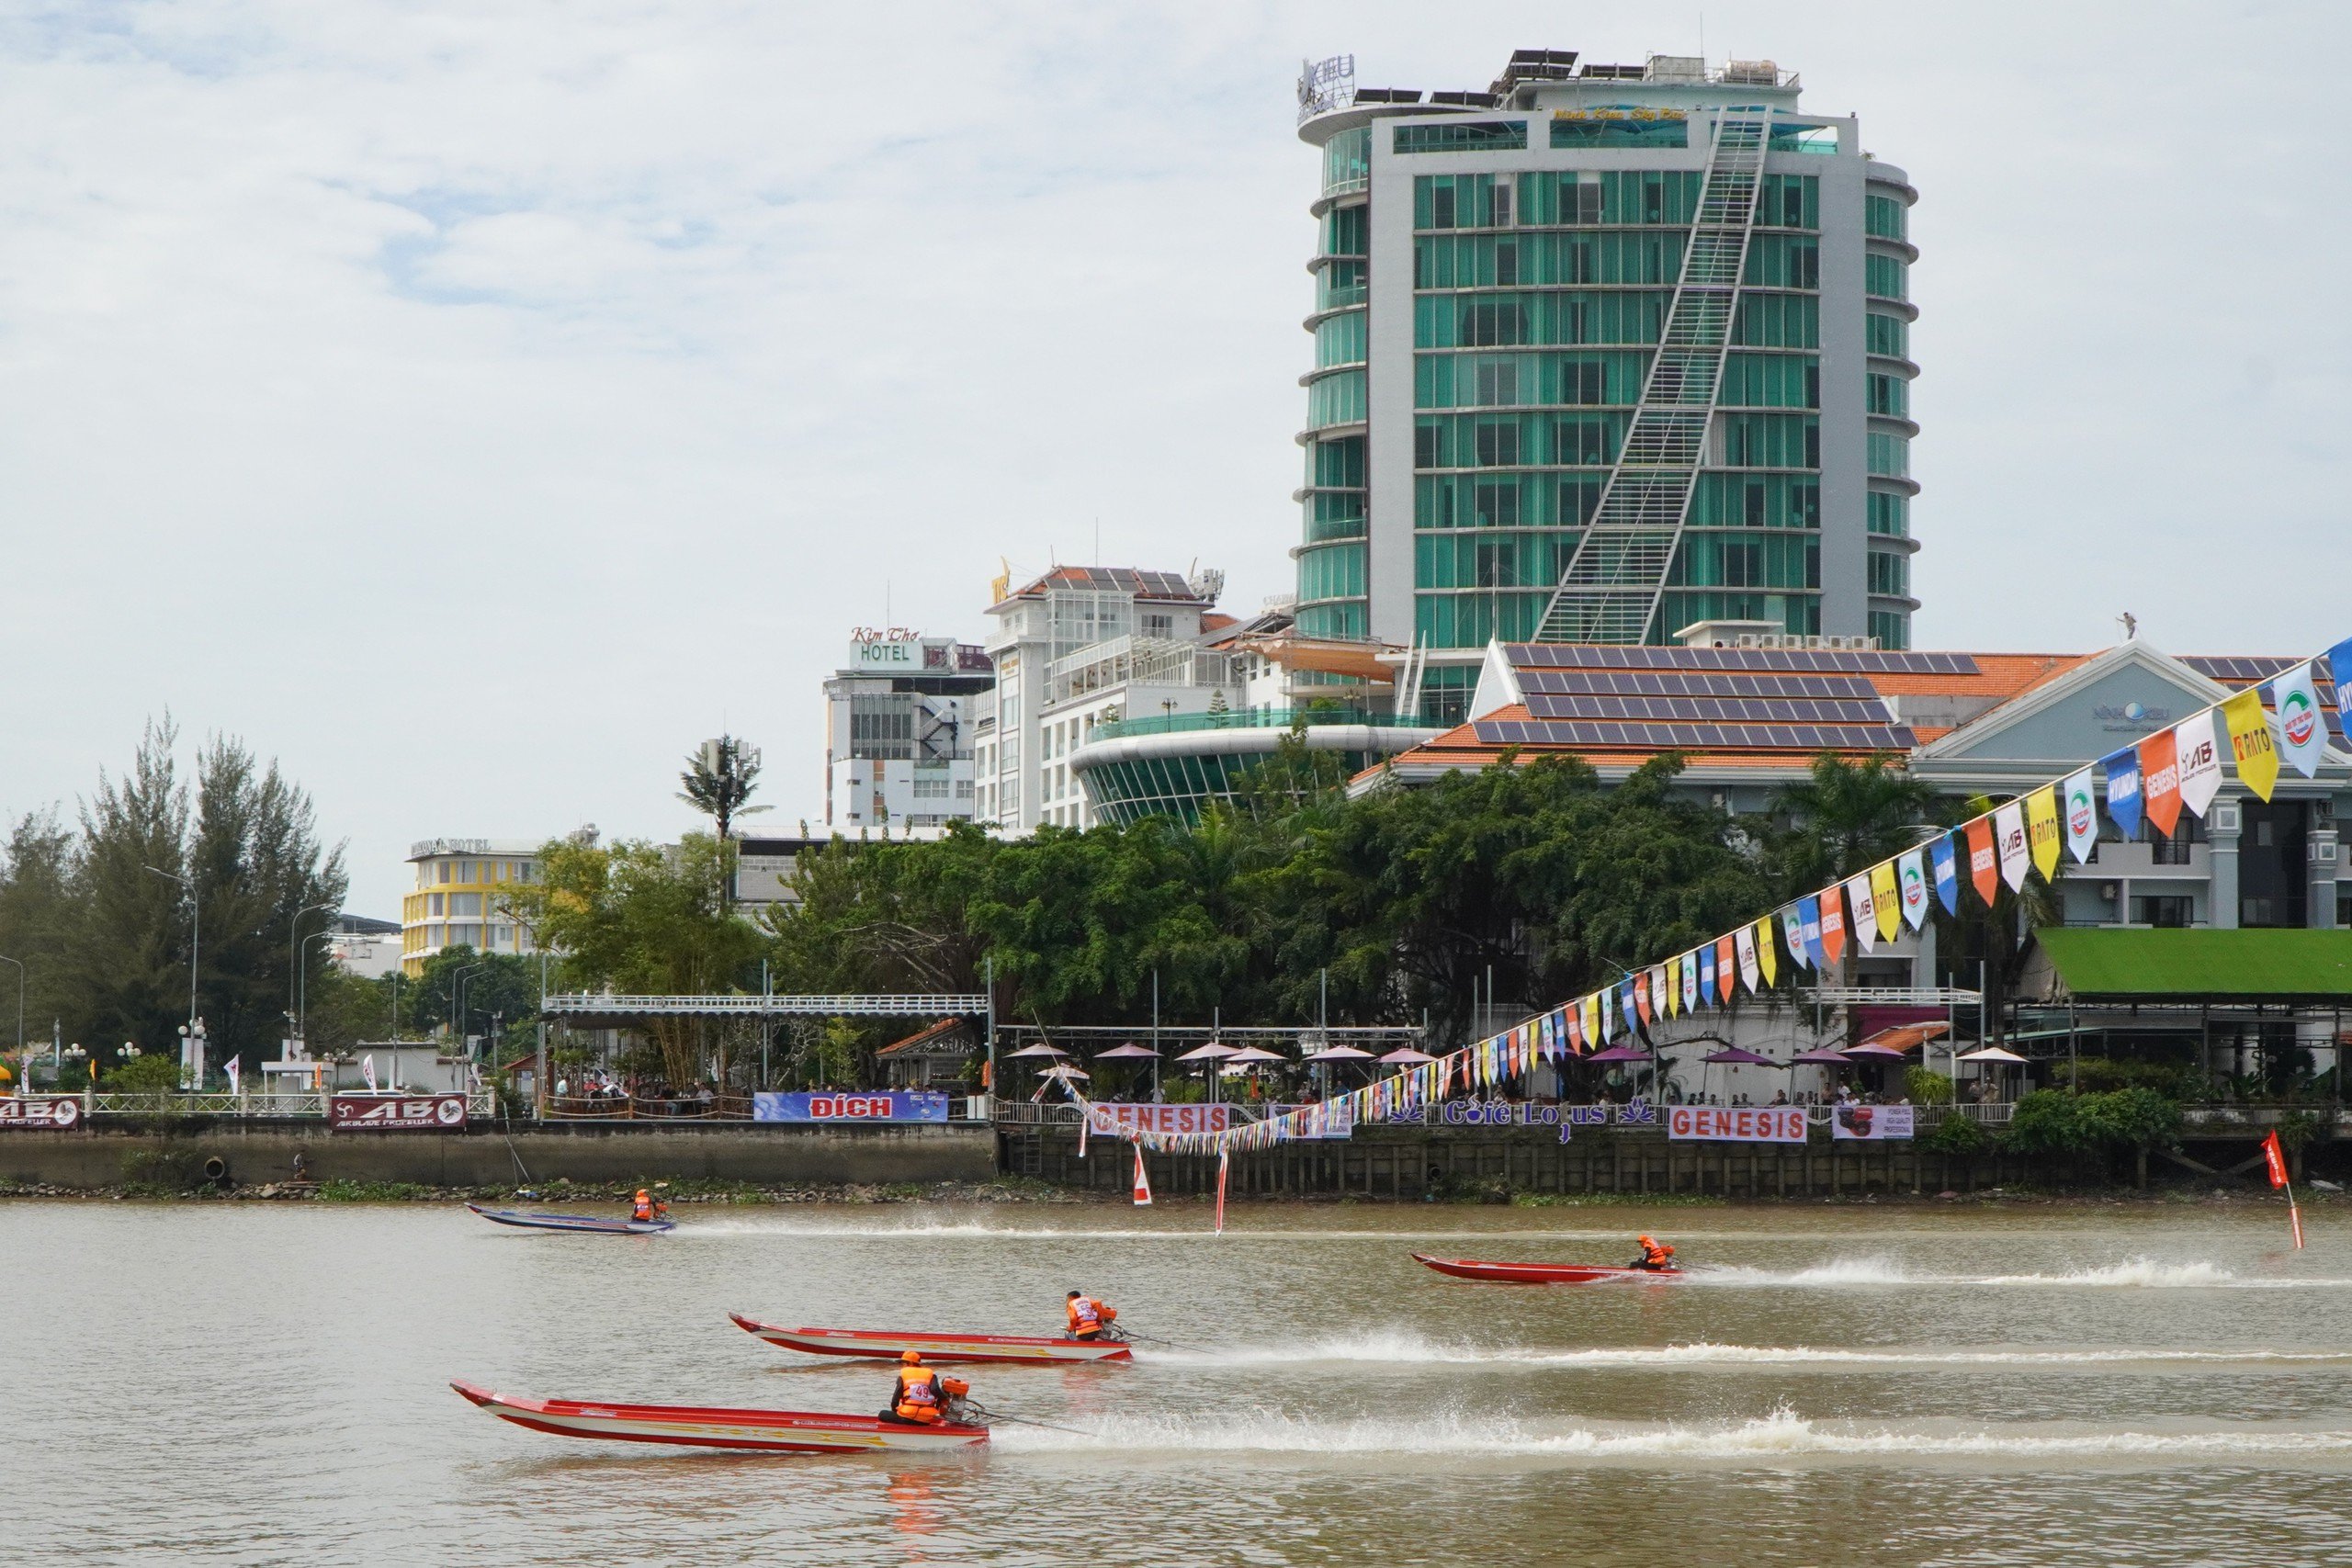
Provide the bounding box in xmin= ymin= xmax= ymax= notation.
xmin=1295 ymin=49 xmax=1918 ymax=707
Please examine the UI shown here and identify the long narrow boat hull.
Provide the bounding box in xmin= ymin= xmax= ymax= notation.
xmin=451 ymin=1382 xmax=989 ymax=1453
xmin=729 ymin=1313 xmax=1133 ymax=1364
xmin=467 ymin=1202 xmax=675 ymax=1235
xmin=1411 ymin=1252 xmax=1683 ymax=1285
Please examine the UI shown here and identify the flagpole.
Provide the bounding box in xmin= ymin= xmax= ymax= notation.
xmin=2288 ymin=1180 xmax=2306 ymax=1250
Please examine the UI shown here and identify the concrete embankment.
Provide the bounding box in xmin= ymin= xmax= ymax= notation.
xmin=1 ymin=1122 xmax=994 ymax=1191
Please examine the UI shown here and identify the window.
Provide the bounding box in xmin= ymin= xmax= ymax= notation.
xmin=428 ymin=894 xmax=444 ymax=917
xmin=1868 ymin=491 xmax=1908 ymax=536
xmin=1549 ymin=116 xmax=1689 ymax=151
xmin=458 ymin=861 xmax=476 ymax=883
xmin=1868 ymin=432 xmax=1909 ymax=478
xmin=1866 ymin=193 xmax=1908 ymax=242
xmin=1868 ymin=549 xmax=1910 ymax=598
xmin=1866 ymin=254 xmax=1909 ymax=300
xmin=1867 ymin=609 xmax=1910 ymax=650
xmin=1473 ymin=421 xmax=1521 ymax=466
xmin=913 ymin=776 xmax=949 ymax=799
xmin=1395 ymin=120 xmax=1527 ymax=154
xmin=1867 ymin=312 xmax=1909 ymax=359
xmin=1473 ymin=356 xmax=1521 ymax=406
xmin=437 ymin=863 xmax=452 ymax=885
xmin=451 ymin=893 xmax=482 ymax=917
xmin=1869 ymin=373 xmax=1909 ymax=418
xmin=2132 ymin=896 xmax=2194 ymax=928
xmin=1321 ymin=204 xmax=1366 ymax=258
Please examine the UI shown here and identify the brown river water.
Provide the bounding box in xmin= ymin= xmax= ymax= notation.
xmin=5 ymin=1199 xmax=2348 ymax=1565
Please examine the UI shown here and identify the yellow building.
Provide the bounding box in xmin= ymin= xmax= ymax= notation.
xmin=401 ymin=838 xmax=546 ymax=976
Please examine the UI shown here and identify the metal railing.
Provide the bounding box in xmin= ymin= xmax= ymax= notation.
xmin=544 ymin=1092 xmax=989 ymax=1124
xmin=1091 ymin=708 xmax=1428 ymax=741
xmin=82 ymin=1089 xmax=498 ymax=1120
xmin=543 ymin=993 xmax=989 ymax=1018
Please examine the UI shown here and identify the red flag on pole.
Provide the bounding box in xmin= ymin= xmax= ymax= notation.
xmin=2261 ymin=1131 xmax=2305 ymax=1249
xmin=1131 ymin=1144 xmax=1152 ymax=1207
xmin=1214 ymin=1148 xmax=1229 ymax=1235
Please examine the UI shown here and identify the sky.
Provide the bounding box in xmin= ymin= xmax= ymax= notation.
xmin=2 ymin=1 xmax=2346 ymax=919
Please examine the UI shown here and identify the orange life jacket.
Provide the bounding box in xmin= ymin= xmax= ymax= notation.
xmin=1640 ymin=1242 xmax=1673 ymax=1269
xmin=1067 ymin=1297 xmax=1114 ymax=1337
xmin=894 ymin=1367 xmax=944 ymax=1422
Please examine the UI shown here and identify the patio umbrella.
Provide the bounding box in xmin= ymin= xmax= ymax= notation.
xmin=1792 ymin=1048 xmax=1851 ymax=1064
xmin=1094 ymin=1043 xmax=1159 ymax=1058
xmin=1005 ymin=1043 xmax=1067 ymax=1059
xmin=1172 ymin=1043 xmax=1236 ymax=1063
xmin=1956 ymin=1046 xmax=2028 ymax=1064
xmin=1841 ymin=1043 xmax=1908 ymax=1058
xmin=1224 ymin=1046 xmax=1286 ymax=1065
xmin=1585 ymin=1046 xmax=1653 ymax=1063
xmin=1377 ymin=1047 xmax=1439 ymax=1066
xmin=1302 ymin=1045 xmax=1374 ymax=1062
xmin=1698 ymin=1045 xmax=1780 ymax=1105
xmin=1037 ymin=1063 xmax=1089 ymax=1079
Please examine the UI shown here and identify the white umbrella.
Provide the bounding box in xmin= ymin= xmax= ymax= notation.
xmin=1956 ymin=1046 xmax=2028 ymax=1064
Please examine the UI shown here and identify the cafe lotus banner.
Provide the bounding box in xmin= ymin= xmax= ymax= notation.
xmin=1831 ymin=1104 xmax=1916 ymax=1141
xmin=1055 ymin=636 xmax=2352 ymax=1158
xmin=1667 ymin=1106 xmax=1808 ymax=1144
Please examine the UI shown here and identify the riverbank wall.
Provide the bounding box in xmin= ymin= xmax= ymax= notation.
xmin=0 ymin=1122 xmax=994 ymax=1191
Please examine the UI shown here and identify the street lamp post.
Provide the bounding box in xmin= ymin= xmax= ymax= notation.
xmin=451 ymin=963 xmax=487 ymax=1057
xmin=288 ymin=901 xmax=336 ymax=1054
xmin=300 ymin=931 xmax=337 ymax=1042
xmin=142 ymin=866 xmax=200 ymax=1078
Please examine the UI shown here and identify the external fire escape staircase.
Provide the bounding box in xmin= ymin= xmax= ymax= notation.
xmin=1533 ymin=107 xmax=1773 ymax=645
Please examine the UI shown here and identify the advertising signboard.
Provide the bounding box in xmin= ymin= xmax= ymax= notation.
xmin=752 ymin=1090 xmax=950 ymax=1123
xmin=328 ymin=1094 xmax=468 ymax=1131
xmin=0 ymin=1096 xmax=82 ymax=1130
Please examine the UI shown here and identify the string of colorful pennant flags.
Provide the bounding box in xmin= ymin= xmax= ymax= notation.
xmin=1058 ymin=638 xmax=2352 ymax=1156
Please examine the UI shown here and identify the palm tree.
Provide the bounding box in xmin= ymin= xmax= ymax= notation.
xmin=1767 ymin=752 xmax=1938 ymax=889
xmin=679 ymin=736 xmax=770 ymax=908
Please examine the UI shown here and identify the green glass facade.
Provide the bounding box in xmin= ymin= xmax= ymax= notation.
xmin=1295 ymin=62 xmax=1918 ymax=674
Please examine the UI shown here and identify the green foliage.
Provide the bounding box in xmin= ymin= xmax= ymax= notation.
xmin=314 ymin=1179 xmax=437 ymax=1202
xmin=2274 ymin=1109 xmax=2323 ymax=1154
xmin=2 ymin=719 xmax=345 ymax=1082
xmin=1904 ymin=1066 xmax=1954 ymax=1105
xmin=2002 ymin=1089 xmax=2086 ymax=1154
xmin=1921 ymin=1113 xmax=1989 ymax=1155
xmin=398 ymin=947 xmax=537 ymax=1050
xmin=502 ymin=833 xmax=764 ymax=1085
xmin=104 ymin=1052 xmax=184 ymax=1092
xmin=2066 ymin=1056 xmax=2205 ymax=1100
xmin=1764 ymin=753 xmax=1937 ymax=890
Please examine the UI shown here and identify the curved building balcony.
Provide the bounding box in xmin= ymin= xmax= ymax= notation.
xmin=1071 ymin=711 xmax=1442 ymax=828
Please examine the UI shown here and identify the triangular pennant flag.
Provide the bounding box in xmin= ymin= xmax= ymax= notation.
xmin=1818 ymin=887 xmax=1849 ymax=968
xmin=1897 ymin=849 xmax=1929 ymax=931
xmin=1132 ymin=1144 xmax=1153 ymax=1206
xmin=2222 ymin=687 xmax=2279 ymax=804
xmin=1634 ymin=971 xmax=1652 ymax=1027
xmin=1697 ymin=942 xmax=1717 ymax=1004
xmin=1680 ymin=952 xmax=1700 ymax=1010
xmin=1930 ymin=832 xmax=1960 ymax=915
xmin=1994 ymin=800 xmax=2030 ymax=893
xmin=1781 ymin=906 xmax=1809 ymax=971
xmin=2175 ymin=711 xmax=2223 ymax=819
xmin=1798 ymin=896 xmax=1826 ymax=968
xmin=1734 ymin=925 xmax=1760 ymax=992
xmin=1870 ymin=861 xmax=1901 ymax=942
xmin=1757 ymin=919 xmax=1779 ymax=987
xmin=2062 ymin=769 xmax=2098 ymax=865
xmin=1846 ymin=874 xmax=1878 ymax=955
xmin=1965 ymin=817 xmax=1999 ymax=907
xmin=2272 ymin=662 xmax=2326 ymax=780
xmin=2101 ymin=746 xmax=2143 ymax=841
xmin=1714 ymin=935 xmax=1736 ymax=1003
xmin=2025 ymin=785 xmax=2063 ymax=883
xmin=2140 ymin=726 xmax=2182 ymax=839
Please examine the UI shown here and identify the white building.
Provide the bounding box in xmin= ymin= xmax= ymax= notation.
xmin=401 ymin=838 xmax=548 ymax=976
xmin=327 ymin=915 xmax=404 ymax=978
xmin=978 ymin=566 xmax=1241 ymax=831
xmin=823 ymin=633 xmax=993 ymax=830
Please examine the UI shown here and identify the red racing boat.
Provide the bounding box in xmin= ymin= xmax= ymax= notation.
xmin=729 ymin=1313 xmax=1134 ymax=1364
xmin=1410 ymin=1252 xmax=1684 ymax=1285
xmin=451 ymin=1382 xmax=990 ymax=1454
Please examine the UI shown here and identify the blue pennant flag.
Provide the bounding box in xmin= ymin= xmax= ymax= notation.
xmin=2327 ymin=638 xmax=2352 ymax=745
xmin=1620 ymin=982 xmax=1640 ymax=1034
xmin=1697 ymin=943 xmax=1717 ymax=1004
xmin=1930 ymin=832 xmax=1960 ymax=915
xmin=2099 ymin=745 xmax=2143 ymax=842
xmin=1797 ymin=895 xmax=1825 ymax=969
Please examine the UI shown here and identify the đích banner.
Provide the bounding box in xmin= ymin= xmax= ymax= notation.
xmin=1831 ymin=1104 xmax=1916 ymax=1141
xmin=1082 ymin=1103 xmax=1230 ymax=1137
xmin=0 ymin=1096 xmax=83 ymax=1130
xmin=752 ymin=1090 xmax=949 ymax=1123
xmin=1666 ymin=1105 xmax=1809 ymax=1143
xmin=328 ymin=1093 xmax=467 ymax=1131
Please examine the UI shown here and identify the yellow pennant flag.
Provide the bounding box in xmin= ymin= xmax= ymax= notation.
xmin=2025 ymin=784 xmax=2063 ymax=882
xmin=1665 ymin=954 xmax=1681 ymax=1018
xmin=1755 ymin=918 xmax=1779 ymax=987
xmin=2222 ymin=687 xmax=2279 ymax=803
xmin=1869 ymin=861 xmax=1902 ymax=942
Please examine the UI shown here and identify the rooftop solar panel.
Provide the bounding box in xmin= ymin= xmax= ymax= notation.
xmin=2182 ymin=656 xmax=2299 ymax=683
xmin=1505 ymin=645 xmax=1979 ymax=676
xmin=1516 ymin=669 xmax=1883 ymax=701
xmin=1521 ymin=694 xmax=1898 ymax=725
xmin=1472 ymin=719 xmax=1915 ymax=751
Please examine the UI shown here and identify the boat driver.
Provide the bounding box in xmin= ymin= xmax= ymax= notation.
xmin=1628 ymin=1235 xmax=1676 ymax=1271
xmin=1066 ymin=1291 xmax=1120 ymax=1341
xmin=885 ymin=1351 xmax=969 ymax=1426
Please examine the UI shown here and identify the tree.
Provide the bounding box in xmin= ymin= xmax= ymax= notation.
xmin=70 ymin=718 xmax=195 ymax=1069
xmin=679 ymin=736 xmax=769 ymax=844
xmin=0 ymin=807 xmax=81 ymax=1048
xmin=399 ymin=947 xmax=539 ymax=1054
xmin=502 ymin=834 xmax=764 ymax=1086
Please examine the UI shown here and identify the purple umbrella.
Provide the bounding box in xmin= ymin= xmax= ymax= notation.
xmin=1377 ymin=1047 xmax=1440 ymax=1066
xmin=1173 ymin=1043 xmax=1237 ymax=1063
xmin=1004 ymin=1043 xmax=1067 ymax=1059
xmin=1585 ymin=1046 xmax=1654 ymax=1063
xmin=1703 ymin=1047 xmax=1779 ymax=1066
xmin=1792 ymin=1048 xmax=1851 ymax=1064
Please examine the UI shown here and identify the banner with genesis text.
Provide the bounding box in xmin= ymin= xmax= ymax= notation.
xmin=1666 ymin=1106 xmax=1809 ymax=1143
xmin=1080 ymin=1102 xmax=1230 ymax=1137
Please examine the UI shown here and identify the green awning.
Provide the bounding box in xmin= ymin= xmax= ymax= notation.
xmin=2036 ymin=928 xmax=2352 ymax=1000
